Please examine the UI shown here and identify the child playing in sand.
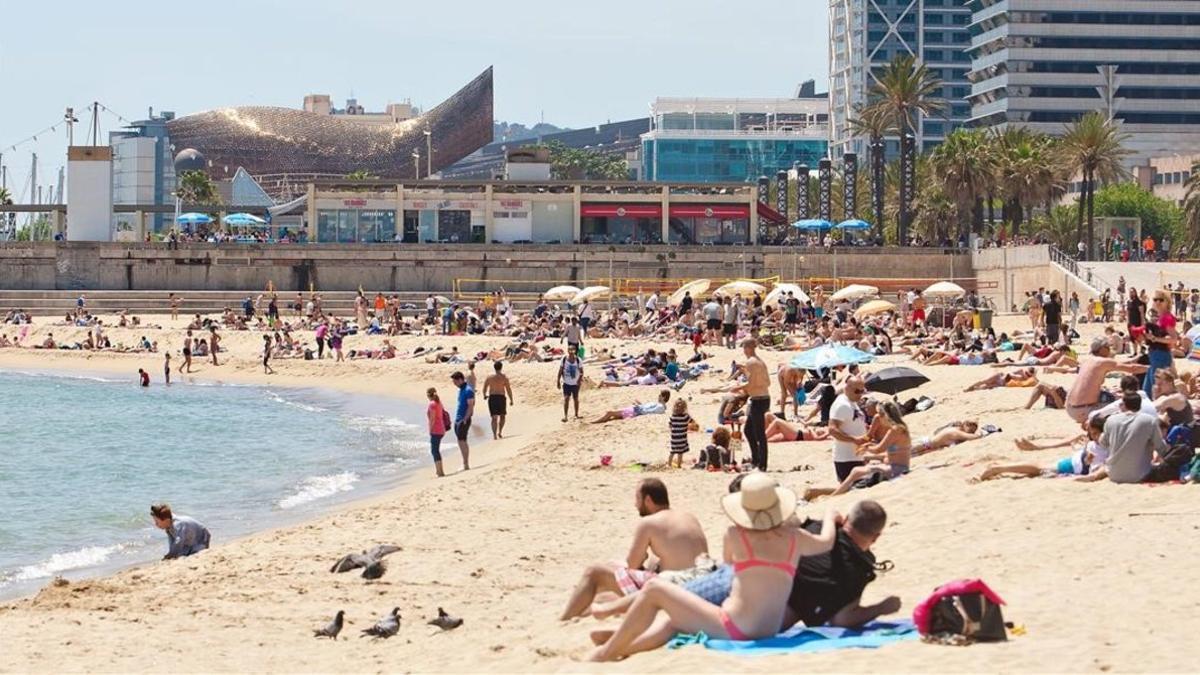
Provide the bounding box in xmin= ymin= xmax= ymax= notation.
xmin=667 ymin=399 xmax=694 ymax=468
xmin=695 ymin=427 xmax=733 ymax=470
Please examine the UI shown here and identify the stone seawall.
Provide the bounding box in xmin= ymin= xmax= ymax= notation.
xmin=0 ymin=243 xmax=971 ymax=292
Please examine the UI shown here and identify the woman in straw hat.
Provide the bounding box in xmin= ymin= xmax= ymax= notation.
xmin=589 ymin=473 xmax=837 ymax=661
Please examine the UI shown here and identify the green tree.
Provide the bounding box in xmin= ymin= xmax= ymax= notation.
xmin=929 ymin=129 xmax=996 ymax=238
xmin=1092 ymin=182 xmax=1184 ymax=250
xmin=344 ymin=170 xmax=377 ymax=180
xmin=0 ymin=187 xmax=12 ymax=205
xmin=541 ymin=141 xmax=628 ymax=180
xmin=1028 ymin=204 xmax=1080 ymax=250
xmin=991 ymin=127 xmax=1064 ymax=236
xmin=1182 ymin=161 xmax=1200 ymax=252
xmin=175 ymin=170 xmax=221 ymax=205
xmin=16 ymin=217 xmax=53 ymax=241
xmin=1059 ymin=111 xmax=1131 ymax=257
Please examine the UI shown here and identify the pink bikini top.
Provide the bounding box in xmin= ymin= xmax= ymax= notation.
xmin=731 ymin=528 xmax=798 ymax=576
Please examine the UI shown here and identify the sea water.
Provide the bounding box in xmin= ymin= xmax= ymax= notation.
xmin=0 ymin=370 xmax=427 ymax=599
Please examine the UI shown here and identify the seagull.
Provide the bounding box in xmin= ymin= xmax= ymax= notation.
xmin=330 ymin=544 xmax=401 ymax=579
xmin=313 ymin=610 xmax=345 ymax=639
xmin=361 ymin=607 xmax=401 ymax=639
xmin=428 ymin=607 xmax=463 ymax=631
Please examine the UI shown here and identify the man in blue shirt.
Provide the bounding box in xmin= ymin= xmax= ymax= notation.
xmin=151 ymin=503 xmax=211 ymax=559
xmin=450 ymin=371 xmax=475 ymax=471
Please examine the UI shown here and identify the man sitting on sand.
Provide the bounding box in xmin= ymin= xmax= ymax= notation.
xmin=1081 ymin=393 xmax=1190 ymax=484
xmin=150 ymin=503 xmax=211 ymax=559
xmin=560 ymin=478 xmax=709 ymax=620
xmin=590 ymin=390 xmax=671 ymax=424
xmin=1065 ymin=338 xmax=1147 ymax=425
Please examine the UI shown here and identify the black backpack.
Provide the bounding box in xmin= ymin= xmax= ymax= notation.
xmin=928 ymin=592 xmax=1007 ymax=642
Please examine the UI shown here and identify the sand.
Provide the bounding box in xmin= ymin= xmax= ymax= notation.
xmin=1 ymin=313 xmax=1198 ymax=673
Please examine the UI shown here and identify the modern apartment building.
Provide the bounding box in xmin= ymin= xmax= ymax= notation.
xmin=966 ymin=0 xmax=1200 ymax=162
xmin=828 ymin=0 xmax=973 ymax=157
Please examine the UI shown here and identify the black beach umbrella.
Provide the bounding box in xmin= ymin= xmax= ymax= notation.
xmin=865 ymin=367 xmax=929 ymax=396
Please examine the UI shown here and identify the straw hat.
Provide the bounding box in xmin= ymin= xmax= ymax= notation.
xmin=721 ymin=472 xmax=797 ymax=531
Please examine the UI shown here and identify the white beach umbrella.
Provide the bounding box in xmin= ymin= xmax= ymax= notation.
xmin=830 ymin=284 xmax=879 ymax=303
xmin=570 ymin=285 xmax=611 ymax=305
xmin=544 ymin=285 xmax=582 ymax=301
xmin=668 ymin=279 xmax=712 ymax=306
xmin=433 ymin=295 xmax=453 ymax=305
xmin=714 ymin=280 xmax=766 ymax=298
xmin=764 ymin=283 xmax=810 ymax=309
xmin=924 ymin=281 xmax=966 ymax=299
xmin=853 ymin=299 xmax=897 ymax=319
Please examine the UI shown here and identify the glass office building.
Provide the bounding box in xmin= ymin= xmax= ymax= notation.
xmin=641 ymin=98 xmax=829 ymax=183
xmin=829 ymin=0 xmax=974 ymax=157
xmin=966 ymin=0 xmax=1200 ymax=162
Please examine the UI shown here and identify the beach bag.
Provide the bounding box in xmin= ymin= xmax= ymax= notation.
xmin=441 ymin=406 xmax=452 ymax=431
xmin=914 ymin=579 xmax=1007 ymax=642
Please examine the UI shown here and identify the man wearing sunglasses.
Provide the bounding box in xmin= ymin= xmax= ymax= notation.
xmin=830 ymin=376 xmax=870 ymax=481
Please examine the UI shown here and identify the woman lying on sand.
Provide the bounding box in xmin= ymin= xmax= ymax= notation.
xmin=764 ymin=412 xmax=830 ymax=442
xmin=588 ymin=474 xmax=837 ymax=661
xmin=913 ymin=420 xmax=988 ymax=454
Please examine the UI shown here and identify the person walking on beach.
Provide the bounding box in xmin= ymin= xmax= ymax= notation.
xmin=451 ymin=371 xmax=474 ymax=471
xmin=736 ymin=338 xmax=771 ymax=471
xmin=179 ymin=333 xmax=193 ymax=374
xmin=314 ymin=320 xmax=328 ymax=360
xmin=426 ymin=387 xmax=449 ymax=477
xmin=151 ymin=503 xmax=211 ymax=559
xmin=163 ymin=353 xmax=171 ymax=385
xmin=262 ymin=334 xmax=276 ymax=375
xmin=558 ymin=350 xmax=584 ymax=422
xmin=483 ymin=361 xmax=514 ymax=440
xmin=209 ymin=327 xmax=221 ymax=366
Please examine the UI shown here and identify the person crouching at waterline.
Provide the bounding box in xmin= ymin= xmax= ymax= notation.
xmin=151 ymin=503 xmax=211 ymax=560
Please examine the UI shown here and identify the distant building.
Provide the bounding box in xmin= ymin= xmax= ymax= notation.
xmin=301 ymin=94 xmax=418 ymax=124
xmin=442 ymin=118 xmax=649 ymax=180
xmin=1134 ymin=153 xmax=1200 ymax=207
xmin=828 ymin=0 xmax=973 ymax=157
xmin=109 ymin=110 xmax=177 ymax=232
xmin=966 ymin=0 xmax=1200 ymax=162
xmin=640 ymin=96 xmax=829 ymax=183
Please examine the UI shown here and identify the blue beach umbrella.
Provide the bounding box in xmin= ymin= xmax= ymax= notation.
xmin=835 ymin=218 xmax=871 ymax=231
xmin=792 ymin=219 xmax=834 ymax=231
xmin=790 ymin=344 xmax=876 ymax=371
xmin=177 ymin=212 xmax=213 ymax=226
xmin=223 ymin=212 xmax=268 ymax=227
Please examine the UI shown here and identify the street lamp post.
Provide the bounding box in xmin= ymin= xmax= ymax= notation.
xmin=412 ymin=150 xmax=421 ymax=179
xmin=424 ymin=126 xmax=433 ymax=177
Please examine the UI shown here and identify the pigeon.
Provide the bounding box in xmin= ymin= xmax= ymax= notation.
xmin=313 ymin=610 xmax=345 ymax=639
xmin=330 ymin=544 xmax=401 ymax=579
xmin=361 ymin=607 xmax=401 ymax=639
xmin=428 ymin=607 xmax=463 ymax=631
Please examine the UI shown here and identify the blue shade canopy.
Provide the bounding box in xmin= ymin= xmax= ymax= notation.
xmin=792 ymin=219 xmax=833 ymax=231
xmin=176 ymin=212 xmax=212 ymax=225
xmin=836 ymin=219 xmax=871 ymax=230
xmin=790 ymin=344 xmax=876 ymax=370
xmin=222 ymin=212 xmax=268 ymax=227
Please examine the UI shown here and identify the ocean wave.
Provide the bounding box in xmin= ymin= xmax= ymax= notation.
xmin=265 ymin=390 xmax=327 ymax=413
xmin=278 ymin=471 xmax=358 ymax=509
xmin=345 ymin=415 xmax=419 ymax=433
xmin=0 ymin=369 xmax=127 ymax=385
xmin=6 ymin=543 xmax=127 ymax=583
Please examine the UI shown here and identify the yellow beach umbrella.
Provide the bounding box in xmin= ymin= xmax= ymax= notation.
xmin=854 ymin=299 xmax=897 ymax=319
xmin=668 ymin=279 xmax=711 ymax=306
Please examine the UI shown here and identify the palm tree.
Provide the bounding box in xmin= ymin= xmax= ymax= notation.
xmin=0 ymin=187 xmax=12 ymax=205
xmin=1060 ymin=111 xmax=1131 ymax=259
xmin=847 ymin=105 xmax=893 ymax=235
xmin=1182 ymin=161 xmax=1200 ymax=252
xmin=929 ymin=129 xmax=996 ymax=239
xmin=344 ymin=170 xmax=377 ymax=181
xmin=864 ymin=55 xmax=946 ymax=244
xmin=175 ymin=170 xmax=221 ymax=205
xmin=992 ymin=128 xmax=1064 ymax=236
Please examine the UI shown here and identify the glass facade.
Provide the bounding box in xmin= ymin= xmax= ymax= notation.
xmin=580 ymin=217 xmax=662 ymax=244
xmin=643 ymin=138 xmax=828 ymax=183
xmin=316 ymin=209 xmax=397 ymax=243
xmin=667 ymin=217 xmax=750 ymax=245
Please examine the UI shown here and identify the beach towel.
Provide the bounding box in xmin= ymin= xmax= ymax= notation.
xmin=666 ymin=619 xmax=917 ymax=654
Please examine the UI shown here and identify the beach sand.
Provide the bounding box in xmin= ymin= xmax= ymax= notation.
xmin=1 ymin=314 xmax=1198 ymax=673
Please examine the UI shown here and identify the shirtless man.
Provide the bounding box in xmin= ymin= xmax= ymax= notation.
xmin=777 ymin=365 xmax=806 ymax=418
xmin=208 ymin=327 xmax=221 ymax=366
xmin=560 ymin=478 xmax=708 ymax=620
xmin=482 ymin=361 xmax=515 ymax=439
xmin=1064 ymin=338 xmax=1146 ymax=425
xmin=736 ymin=338 xmax=772 ymax=471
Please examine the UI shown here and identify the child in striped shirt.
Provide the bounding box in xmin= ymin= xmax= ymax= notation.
xmin=668 ymin=399 xmax=694 ymax=468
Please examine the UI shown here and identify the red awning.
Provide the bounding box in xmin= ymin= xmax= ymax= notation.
xmin=668 ymin=204 xmax=750 ymax=218
xmin=580 ymin=203 xmax=663 ymax=218
xmin=756 ymin=201 xmax=788 ymax=225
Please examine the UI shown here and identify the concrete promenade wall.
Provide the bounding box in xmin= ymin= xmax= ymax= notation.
xmin=972 ymin=245 xmax=1102 ymax=310
xmin=0 ymin=243 xmax=970 ymax=292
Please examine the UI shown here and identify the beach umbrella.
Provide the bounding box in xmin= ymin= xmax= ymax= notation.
xmin=924 ymin=281 xmax=966 ymax=299
xmin=714 ymin=280 xmax=766 ymax=298
xmin=790 ymin=344 xmax=875 ymax=371
xmin=544 ymin=285 xmax=581 ymax=301
xmin=433 ymin=295 xmax=453 ymax=305
xmin=835 ymin=219 xmax=871 ymax=231
xmin=830 ymin=284 xmax=879 ymax=303
xmin=792 ymin=218 xmax=833 ymax=231
xmin=853 ymin=299 xmax=896 ymax=319
xmin=223 ymin=212 xmax=268 ymax=227
xmin=668 ymin=279 xmax=711 ymax=306
xmin=865 ymin=367 xmax=929 ymax=396
xmin=177 ymin=212 xmax=212 ymax=226
xmin=570 ymin=285 xmax=611 ymax=305
xmin=764 ymin=283 xmax=810 ymax=309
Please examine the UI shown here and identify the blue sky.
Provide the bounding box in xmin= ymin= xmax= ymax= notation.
xmin=0 ymin=0 xmax=828 ymax=198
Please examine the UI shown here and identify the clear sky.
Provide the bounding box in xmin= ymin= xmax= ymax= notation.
xmin=0 ymin=0 xmax=828 ymax=199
